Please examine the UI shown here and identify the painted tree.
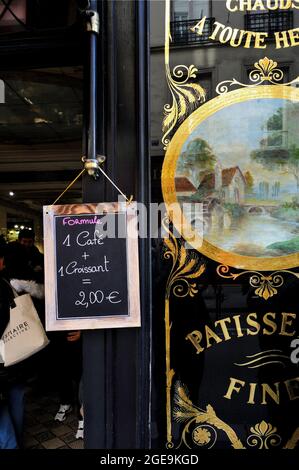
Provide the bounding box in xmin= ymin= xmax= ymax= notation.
xmin=267 ymin=107 xmax=283 ymax=131
xmin=251 ymin=107 xmax=299 ymax=192
xmin=177 ymin=137 xmax=217 ymax=183
xmin=258 ymin=181 xmax=269 ymax=199
xmin=288 ymin=145 xmax=299 ymax=193
xmin=244 ymin=170 xmax=254 ymax=194
xmin=272 ymin=181 xmax=280 ymax=198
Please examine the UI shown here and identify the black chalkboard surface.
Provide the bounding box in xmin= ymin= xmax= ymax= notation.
xmin=55 ymin=213 xmax=128 ymax=319
xmin=44 ymin=203 xmax=140 ymax=330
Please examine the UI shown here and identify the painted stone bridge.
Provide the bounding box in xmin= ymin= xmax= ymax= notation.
xmin=201 ymin=198 xmax=279 ymax=216
xmin=243 ymin=204 xmax=278 ymax=215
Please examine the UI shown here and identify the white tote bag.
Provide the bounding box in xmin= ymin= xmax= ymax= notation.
xmin=0 ymin=292 xmax=49 ymax=367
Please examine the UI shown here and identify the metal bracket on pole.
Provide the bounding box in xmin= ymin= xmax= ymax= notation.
xmin=82 ymin=155 xmax=106 ymax=178
xmin=77 ymin=1 xmax=99 ymax=34
xmin=84 ymin=10 xmax=100 ymax=34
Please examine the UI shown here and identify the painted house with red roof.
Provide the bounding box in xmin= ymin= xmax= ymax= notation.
xmin=175 ymin=176 xmax=197 ymax=198
xmin=199 ymin=162 xmax=246 ymax=204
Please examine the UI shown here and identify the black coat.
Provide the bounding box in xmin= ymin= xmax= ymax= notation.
xmin=0 ymin=276 xmax=14 ymax=338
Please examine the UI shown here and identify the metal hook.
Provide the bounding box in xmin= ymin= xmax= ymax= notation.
xmin=82 ymin=155 xmax=106 ymax=178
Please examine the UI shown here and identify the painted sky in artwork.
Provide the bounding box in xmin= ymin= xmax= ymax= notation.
xmin=178 ymin=98 xmax=299 ymax=192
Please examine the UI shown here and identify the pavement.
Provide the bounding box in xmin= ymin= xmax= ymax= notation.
xmin=23 ymin=387 xmax=83 ymax=449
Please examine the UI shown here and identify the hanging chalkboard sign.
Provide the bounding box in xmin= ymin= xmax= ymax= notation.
xmin=43 ymin=202 xmax=140 ymax=330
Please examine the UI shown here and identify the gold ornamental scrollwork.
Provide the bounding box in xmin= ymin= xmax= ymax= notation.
xmin=162 ymin=0 xmax=205 ymax=150
xmin=216 ymin=265 xmax=299 ymax=300
xmin=164 ymin=221 xmax=205 ymax=301
xmin=163 ymin=64 xmax=206 ymax=150
xmin=173 ymin=382 xmax=245 ymax=449
xmin=163 ymin=216 xmax=205 ymax=448
xmin=174 ymin=383 xmax=298 ymax=449
xmin=284 ymin=427 xmax=299 ymax=449
xmin=216 ymin=57 xmax=299 ymax=95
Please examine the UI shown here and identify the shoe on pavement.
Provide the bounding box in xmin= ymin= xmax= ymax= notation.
xmin=54 ymin=404 xmax=72 ymax=422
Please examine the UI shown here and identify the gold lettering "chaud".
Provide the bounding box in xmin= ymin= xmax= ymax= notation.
xmin=186 ymin=312 xmax=296 ymax=355
xmin=226 ymin=0 xmax=299 ymax=11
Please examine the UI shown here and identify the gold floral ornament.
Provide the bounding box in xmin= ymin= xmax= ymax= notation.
xmin=162 ymin=0 xmax=205 ymax=150
xmin=217 ymin=265 xmax=299 ymax=301
xmin=163 ymin=216 xmax=205 ymax=448
xmin=173 ymin=382 xmax=245 ymax=449
xmin=247 ymin=421 xmax=281 ymax=449
xmin=216 ymin=56 xmax=299 ymax=95
xmin=250 ymin=57 xmax=283 ymax=84
xmin=251 ymin=274 xmax=282 ymax=300
xmin=192 ymin=427 xmax=211 ymax=446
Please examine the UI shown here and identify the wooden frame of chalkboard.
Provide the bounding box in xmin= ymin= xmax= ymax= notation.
xmin=43 ymin=202 xmax=141 ymax=330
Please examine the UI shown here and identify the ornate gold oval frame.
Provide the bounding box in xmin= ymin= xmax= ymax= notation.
xmin=162 ymin=84 xmax=299 ymax=271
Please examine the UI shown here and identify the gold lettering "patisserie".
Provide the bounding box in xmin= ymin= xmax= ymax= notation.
xmin=186 ymin=312 xmax=296 ymax=355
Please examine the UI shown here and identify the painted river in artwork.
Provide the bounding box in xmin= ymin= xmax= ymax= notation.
xmin=206 ymin=212 xmax=299 ymax=257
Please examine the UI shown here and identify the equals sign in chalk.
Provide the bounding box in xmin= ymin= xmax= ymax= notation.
xmin=82 ymin=279 xmax=92 ymax=285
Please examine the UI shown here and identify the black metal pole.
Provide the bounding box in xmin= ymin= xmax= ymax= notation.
xmin=80 ymin=0 xmax=107 ymax=450
xmin=136 ymin=0 xmax=151 ymax=448
xmin=88 ymin=12 xmax=97 ymax=161
xmin=81 ymin=0 xmax=101 ymax=176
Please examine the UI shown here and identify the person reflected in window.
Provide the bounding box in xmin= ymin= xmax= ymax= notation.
xmin=50 ymin=329 xmax=84 ymax=440
xmin=5 ymin=229 xmax=43 ymax=283
xmin=0 ymin=247 xmax=26 ymax=449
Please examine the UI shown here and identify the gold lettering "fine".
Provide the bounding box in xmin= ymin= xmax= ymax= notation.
xmin=224 ymin=376 xmax=299 ymax=404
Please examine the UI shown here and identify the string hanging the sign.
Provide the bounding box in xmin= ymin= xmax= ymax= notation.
xmin=51 ymin=163 xmax=133 ymax=206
